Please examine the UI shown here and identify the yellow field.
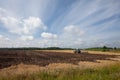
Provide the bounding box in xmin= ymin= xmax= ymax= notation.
xmin=87 ymin=50 xmax=120 ymax=55
xmin=35 ymin=50 xmax=120 ymax=55
xmin=35 ymin=50 xmax=74 ymax=53
xmin=0 ymin=50 xmax=120 ymax=77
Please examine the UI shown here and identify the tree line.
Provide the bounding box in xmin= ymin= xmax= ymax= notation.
xmin=0 ymin=47 xmax=74 ymax=50
xmin=86 ymin=46 xmax=120 ymax=52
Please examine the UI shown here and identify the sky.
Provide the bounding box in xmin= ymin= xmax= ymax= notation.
xmin=0 ymin=0 xmax=120 ymax=48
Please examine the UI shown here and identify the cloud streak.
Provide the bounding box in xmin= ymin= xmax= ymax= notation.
xmin=0 ymin=0 xmax=120 ymax=48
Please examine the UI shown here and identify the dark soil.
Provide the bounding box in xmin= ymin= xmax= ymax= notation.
xmin=0 ymin=50 xmax=117 ymax=69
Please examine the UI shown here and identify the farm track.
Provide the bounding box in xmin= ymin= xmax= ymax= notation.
xmin=0 ymin=50 xmax=118 ymax=69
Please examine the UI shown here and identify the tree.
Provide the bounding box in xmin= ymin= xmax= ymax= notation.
xmin=102 ymin=46 xmax=107 ymax=52
xmin=114 ymin=47 xmax=117 ymax=50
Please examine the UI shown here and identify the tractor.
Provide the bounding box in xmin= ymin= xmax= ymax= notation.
xmin=74 ymin=49 xmax=81 ymax=54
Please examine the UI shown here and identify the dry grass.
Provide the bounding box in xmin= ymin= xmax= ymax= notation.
xmin=35 ymin=50 xmax=74 ymax=53
xmin=0 ymin=59 xmax=120 ymax=77
xmin=1 ymin=63 xmax=120 ymax=80
xmin=87 ymin=50 xmax=120 ymax=55
xmin=0 ymin=50 xmax=120 ymax=77
xmin=35 ymin=50 xmax=120 ymax=55
xmin=0 ymin=63 xmax=41 ymax=77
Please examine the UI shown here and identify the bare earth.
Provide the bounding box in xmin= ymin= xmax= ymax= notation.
xmin=0 ymin=50 xmax=120 ymax=76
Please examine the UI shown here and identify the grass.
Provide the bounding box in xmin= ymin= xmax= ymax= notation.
xmin=0 ymin=64 xmax=120 ymax=80
xmin=35 ymin=50 xmax=73 ymax=53
xmin=86 ymin=48 xmax=120 ymax=53
xmin=109 ymin=49 xmax=120 ymax=53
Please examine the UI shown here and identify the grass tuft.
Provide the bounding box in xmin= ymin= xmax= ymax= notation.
xmin=0 ymin=64 xmax=120 ymax=80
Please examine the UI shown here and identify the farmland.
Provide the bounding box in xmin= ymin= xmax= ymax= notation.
xmin=0 ymin=50 xmax=119 ymax=69
xmin=0 ymin=50 xmax=120 ymax=80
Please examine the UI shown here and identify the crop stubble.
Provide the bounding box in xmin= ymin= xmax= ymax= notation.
xmin=0 ymin=50 xmax=119 ymax=69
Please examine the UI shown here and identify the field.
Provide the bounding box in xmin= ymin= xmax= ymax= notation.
xmin=0 ymin=50 xmax=120 ymax=80
xmin=0 ymin=50 xmax=119 ymax=69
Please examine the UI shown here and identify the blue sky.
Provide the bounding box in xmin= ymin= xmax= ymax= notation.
xmin=0 ymin=0 xmax=120 ymax=48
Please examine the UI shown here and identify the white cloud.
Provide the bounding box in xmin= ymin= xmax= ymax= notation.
xmin=23 ymin=16 xmax=47 ymax=33
xmin=64 ymin=25 xmax=84 ymax=36
xmin=0 ymin=8 xmax=7 ymax=17
xmin=0 ymin=34 xmax=9 ymax=42
xmin=74 ymin=38 xmax=85 ymax=45
xmin=20 ymin=35 xmax=34 ymax=41
xmin=41 ymin=32 xmax=57 ymax=39
xmin=48 ymin=25 xmax=85 ymax=48
xmin=0 ymin=35 xmax=3 ymax=38
xmin=0 ymin=16 xmax=47 ymax=35
xmin=0 ymin=7 xmax=47 ymax=35
xmin=0 ymin=0 xmax=120 ymax=48
xmin=23 ymin=17 xmax=42 ymax=28
xmin=0 ymin=16 xmax=23 ymax=34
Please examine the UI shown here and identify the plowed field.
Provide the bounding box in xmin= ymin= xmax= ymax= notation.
xmin=0 ymin=50 xmax=118 ymax=69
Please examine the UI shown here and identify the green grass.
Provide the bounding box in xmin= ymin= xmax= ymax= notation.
xmin=86 ymin=48 xmax=120 ymax=53
xmin=0 ymin=64 xmax=120 ymax=80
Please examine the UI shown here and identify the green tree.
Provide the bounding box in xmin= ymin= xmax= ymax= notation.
xmin=102 ymin=46 xmax=107 ymax=52
xmin=114 ymin=47 xmax=117 ymax=50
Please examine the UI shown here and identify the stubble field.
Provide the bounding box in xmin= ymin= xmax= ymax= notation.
xmin=0 ymin=50 xmax=119 ymax=69
xmin=0 ymin=50 xmax=120 ymax=80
